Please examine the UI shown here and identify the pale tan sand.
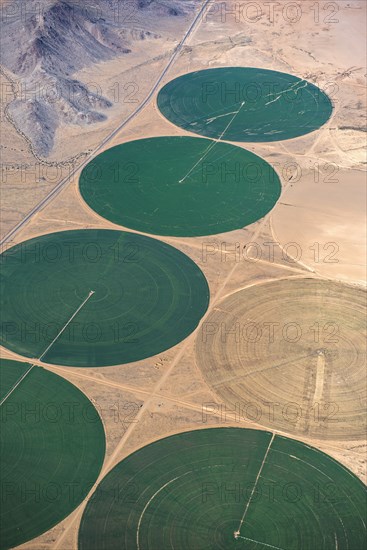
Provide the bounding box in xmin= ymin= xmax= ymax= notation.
xmin=272 ymin=170 xmax=366 ymax=284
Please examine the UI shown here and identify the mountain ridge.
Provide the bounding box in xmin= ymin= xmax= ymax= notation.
xmin=1 ymin=0 xmax=198 ymax=156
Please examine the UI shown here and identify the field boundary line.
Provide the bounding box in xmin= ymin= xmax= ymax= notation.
xmin=0 ymin=291 xmax=95 ymax=407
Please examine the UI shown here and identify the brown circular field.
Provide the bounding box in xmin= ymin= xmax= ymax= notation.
xmin=196 ymin=278 xmax=366 ymax=440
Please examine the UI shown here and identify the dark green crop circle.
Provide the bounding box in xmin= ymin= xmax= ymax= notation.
xmin=157 ymin=68 xmax=333 ymax=142
xmin=0 ymin=230 xmax=209 ymax=366
xmin=79 ymin=136 xmax=281 ymax=237
xmin=0 ymin=358 xmax=105 ymax=550
xmin=78 ymin=428 xmax=366 ymax=550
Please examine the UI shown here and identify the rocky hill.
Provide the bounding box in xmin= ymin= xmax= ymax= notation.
xmin=0 ymin=0 xmax=198 ymax=156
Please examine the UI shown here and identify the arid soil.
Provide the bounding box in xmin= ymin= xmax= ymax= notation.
xmin=0 ymin=1 xmax=366 ymax=549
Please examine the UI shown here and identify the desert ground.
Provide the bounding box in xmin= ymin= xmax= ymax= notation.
xmin=0 ymin=1 xmax=366 ymax=549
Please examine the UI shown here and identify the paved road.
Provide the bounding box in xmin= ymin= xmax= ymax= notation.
xmin=1 ymin=0 xmax=213 ymax=247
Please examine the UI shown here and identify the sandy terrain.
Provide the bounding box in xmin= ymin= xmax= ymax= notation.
xmin=272 ymin=169 xmax=367 ymax=284
xmin=1 ymin=1 xmax=366 ymax=549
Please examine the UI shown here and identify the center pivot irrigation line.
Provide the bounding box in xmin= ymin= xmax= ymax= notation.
xmin=179 ymin=101 xmax=246 ymax=183
xmin=0 ymin=291 xmax=95 ymax=407
xmin=234 ymin=433 xmax=275 ymax=540
xmin=236 ymin=535 xmax=286 ymax=550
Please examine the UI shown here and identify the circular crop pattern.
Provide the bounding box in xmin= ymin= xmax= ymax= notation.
xmin=0 ymin=230 xmax=209 ymax=367
xmin=196 ymin=278 xmax=366 ymax=440
xmin=157 ymin=68 xmax=333 ymax=142
xmin=78 ymin=428 xmax=366 ymax=550
xmin=79 ymin=136 xmax=281 ymax=237
xmin=0 ymin=358 xmax=105 ymax=550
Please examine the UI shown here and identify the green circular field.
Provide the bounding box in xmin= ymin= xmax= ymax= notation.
xmin=0 ymin=358 xmax=105 ymax=550
xmin=79 ymin=136 xmax=281 ymax=237
xmin=0 ymin=230 xmax=209 ymax=367
xmin=157 ymin=68 xmax=333 ymax=142
xmin=78 ymin=428 xmax=366 ymax=550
